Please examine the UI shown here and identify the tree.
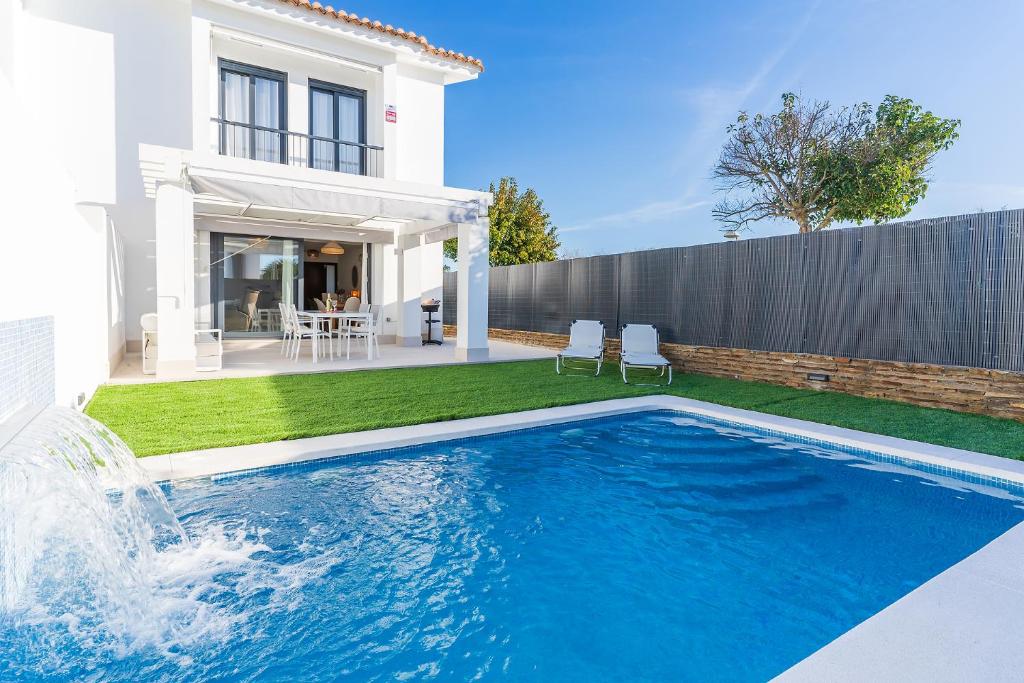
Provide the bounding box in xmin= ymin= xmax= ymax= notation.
xmin=821 ymin=96 xmax=961 ymax=225
xmin=444 ymin=177 xmax=560 ymax=266
xmin=712 ymin=93 xmax=959 ymax=234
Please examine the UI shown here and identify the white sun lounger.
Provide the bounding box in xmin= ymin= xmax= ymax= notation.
xmin=620 ymin=324 xmax=672 ymax=385
xmin=556 ymin=319 xmax=606 ymax=376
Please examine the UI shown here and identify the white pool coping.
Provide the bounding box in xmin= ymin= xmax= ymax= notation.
xmin=775 ymin=520 xmax=1024 ymax=682
xmin=138 ymin=396 xmax=1024 ymax=680
xmin=139 ymin=395 xmax=1024 ymax=486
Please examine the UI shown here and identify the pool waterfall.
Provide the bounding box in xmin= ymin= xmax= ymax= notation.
xmin=0 ymin=407 xmax=274 ymax=675
xmin=3 ymin=400 xmax=1024 ymax=679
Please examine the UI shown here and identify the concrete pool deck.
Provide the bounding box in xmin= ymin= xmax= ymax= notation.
xmin=776 ymin=521 xmax=1024 ymax=682
xmin=138 ymin=396 xmax=1024 ymax=681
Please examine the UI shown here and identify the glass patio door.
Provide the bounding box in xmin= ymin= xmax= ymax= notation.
xmin=212 ymin=234 xmax=300 ymax=338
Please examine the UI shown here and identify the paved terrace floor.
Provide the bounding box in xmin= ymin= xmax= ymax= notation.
xmin=110 ymin=337 xmax=556 ymax=384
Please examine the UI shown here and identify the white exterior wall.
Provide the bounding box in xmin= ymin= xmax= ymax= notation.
xmin=395 ymin=67 xmax=445 ymax=185
xmin=420 ymin=241 xmax=445 ymax=335
xmin=5 ymin=0 xmax=194 ymax=352
xmin=0 ymin=0 xmax=132 ymax=408
xmin=2 ymin=0 xmax=482 ymax=398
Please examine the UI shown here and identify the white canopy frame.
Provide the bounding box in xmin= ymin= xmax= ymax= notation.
xmin=141 ymin=145 xmax=491 ymax=375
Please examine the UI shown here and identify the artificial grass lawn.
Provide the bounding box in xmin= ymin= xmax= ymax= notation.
xmin=85 ymin=359 xmax=1024 ymax=460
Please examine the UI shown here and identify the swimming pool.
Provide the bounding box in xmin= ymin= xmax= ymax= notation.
xmin=6 ymin=410 xmax=1023 ymax=681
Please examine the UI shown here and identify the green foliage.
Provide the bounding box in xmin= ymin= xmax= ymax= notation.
xmin=822 ymin=96 xmax=961 ymax=224
xmin=444 ymin=177 xmax=560 ymax=265
xmin=713 ymin=93 xmax=959 ymax=233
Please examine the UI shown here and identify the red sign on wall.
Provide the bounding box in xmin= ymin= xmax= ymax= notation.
xmin=385 ymin=105 xmax=397 ymax=123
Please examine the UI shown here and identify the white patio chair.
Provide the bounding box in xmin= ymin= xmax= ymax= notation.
xmin=556 ymin=320 xmax=606 ymax=376
xmin=619 ymin=324 xmax=672 ymax=385
xmin=343 ymin=304 xmax=379 ymax=360
xmin=287 ymin=303 xmax=331 ymax=362
xmin=343 ymin=296 xmax=360 ymax=312
xmin=278 ymin=302 xmax=295 ymax=355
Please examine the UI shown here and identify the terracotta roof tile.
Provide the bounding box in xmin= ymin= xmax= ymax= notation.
xmin=275 ymin=0 xmax=483 ymax=70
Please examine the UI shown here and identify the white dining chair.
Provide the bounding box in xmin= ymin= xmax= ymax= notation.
xmin=287 ymin=303 xmax=331 ymax=362
xmin=344 ymin=305 xmax=378 ymax=360
xmin=278 ymin=302 xmax=295 ymax=355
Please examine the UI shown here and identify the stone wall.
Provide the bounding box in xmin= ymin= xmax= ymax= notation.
xmin=446 ymin=325 xmax=1024 ymax=421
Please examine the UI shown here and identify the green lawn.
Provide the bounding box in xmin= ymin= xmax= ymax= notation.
xmin=85 ymin=359 xmax=1024 ymax=459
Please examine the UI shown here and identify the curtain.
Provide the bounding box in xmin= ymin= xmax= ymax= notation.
xmin=337 ymin=94 xmax=361 ymax=174
xmin=310 ymin=89 xmax=334 ymax=171
xmin=222 ymin=72 xmax=249 ymax=158
xmin=254 ymin=77 xmax=281 ymax=162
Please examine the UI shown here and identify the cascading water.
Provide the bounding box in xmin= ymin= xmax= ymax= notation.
xmin=0 ymin=407 xmax=280 ymax=677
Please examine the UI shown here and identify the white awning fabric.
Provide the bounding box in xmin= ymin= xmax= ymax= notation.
xmin=188 ymin=175 xmax=481 ymax=227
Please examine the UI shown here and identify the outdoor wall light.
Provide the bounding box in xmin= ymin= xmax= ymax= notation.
xmin=807 ymin=373 xmax=830 ymax=382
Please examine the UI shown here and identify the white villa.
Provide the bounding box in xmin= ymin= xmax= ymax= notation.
xmin=0 ymin=0 xmax=495 ymax=405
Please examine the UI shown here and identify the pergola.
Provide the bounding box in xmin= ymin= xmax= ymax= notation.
xmin=140 ymin=144 xmax=490 ymax=375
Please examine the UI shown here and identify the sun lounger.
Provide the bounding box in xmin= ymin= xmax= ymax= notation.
xmin=619 ymin=324 xmax=672 ymax=385
xmin=556 ymin=319 xmax=606 ymax=376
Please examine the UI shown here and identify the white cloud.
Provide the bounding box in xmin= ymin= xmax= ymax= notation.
xmin=674 ymin=0 xmax=820 ymax=176
xmin=562 ymin=198 xmax=709 ymax=233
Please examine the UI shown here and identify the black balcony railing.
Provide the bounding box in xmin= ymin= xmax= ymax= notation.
xmin=211 ymin=118 xmax=383 ymax=178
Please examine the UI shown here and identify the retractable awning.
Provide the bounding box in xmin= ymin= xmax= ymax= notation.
xmin=188 ymin=173 xmax=481 ymax=229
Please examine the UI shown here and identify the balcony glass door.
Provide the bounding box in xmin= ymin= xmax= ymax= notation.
xmin=219 ymin=60 xmax=287 ymax=164
xmin=309 ymin=81 xmax=365 ymax=175
xmin=212 ymin=234 xmax=300 ymax=338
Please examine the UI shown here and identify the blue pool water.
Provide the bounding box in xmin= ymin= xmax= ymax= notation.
xmin=6 ymin=411 xmax=1024 ymax=681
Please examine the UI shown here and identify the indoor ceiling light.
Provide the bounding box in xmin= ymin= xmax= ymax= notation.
xmin=321 ymin=242 xmax=345 ymax=255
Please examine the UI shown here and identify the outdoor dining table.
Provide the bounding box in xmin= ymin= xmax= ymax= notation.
xmin=299 ymin=310 xmax=375 ymax=363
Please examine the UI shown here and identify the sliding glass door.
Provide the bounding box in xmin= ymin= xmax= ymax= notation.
xmin=309 ymin=80 xmax=366 ymax=175
xmin=211 ymin=234 xmax=300 ymax=338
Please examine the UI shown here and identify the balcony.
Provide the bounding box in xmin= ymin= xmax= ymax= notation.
xmin=211 ymin=118 xmax=383 ymax=178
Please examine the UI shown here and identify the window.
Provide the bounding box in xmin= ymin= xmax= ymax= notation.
xmin=218 ymin=60 xmax=287 ymax=163
xmin=309 ymin=80 xmax=366 ymax=175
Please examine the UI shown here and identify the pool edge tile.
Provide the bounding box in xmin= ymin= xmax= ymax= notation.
xmin=140 ymin=396 xmax=1024 ymax=493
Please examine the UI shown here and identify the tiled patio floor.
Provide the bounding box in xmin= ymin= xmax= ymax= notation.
xmin=110 ymin=337 xmax=555 ymax=384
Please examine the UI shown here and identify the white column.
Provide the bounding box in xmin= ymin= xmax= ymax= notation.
xmin=154 ymin=178 xmax=196 ymax=375
xmin=456 ymin=219 xmax=489 ymax=362
xmin=395 ymin=233 xmax=422 ymax=347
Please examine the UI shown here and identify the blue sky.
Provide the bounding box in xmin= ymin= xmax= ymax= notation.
xmin=361 ymin=0 xmax=1024 ymax=255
